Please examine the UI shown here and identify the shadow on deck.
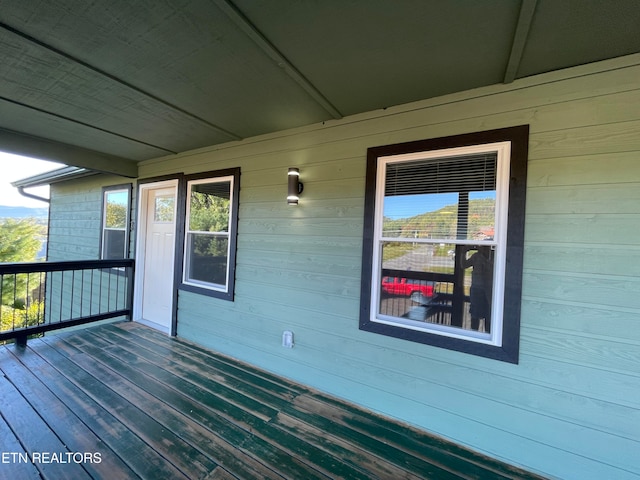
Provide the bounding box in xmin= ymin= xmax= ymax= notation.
xmin=0 ymin=322 xmax=545 ymax=479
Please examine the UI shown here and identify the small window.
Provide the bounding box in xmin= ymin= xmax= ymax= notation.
xmin=181 ymin=168 xmax=240 ymax=300
xmin=154 ymin=195 xmax=175 ymax=222
xmin=360 ymin=126 xmax=528 ymax=363
xmin=101 ymin=185 xmax=131 ymax=259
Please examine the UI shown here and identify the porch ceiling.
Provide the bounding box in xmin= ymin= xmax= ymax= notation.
xmin=1 ymin=0 xmax=639 ymax=176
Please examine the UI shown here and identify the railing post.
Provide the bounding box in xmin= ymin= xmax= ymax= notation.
xmin=15 ymin=334 xmax=27 ymax=348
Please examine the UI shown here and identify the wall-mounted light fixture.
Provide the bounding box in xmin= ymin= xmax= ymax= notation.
xmin=287 ymin=167 xmax=303 ymax=205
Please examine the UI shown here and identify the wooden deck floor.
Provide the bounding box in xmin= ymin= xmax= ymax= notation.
xmin=0 ymin=322 xmax=545 ymax=480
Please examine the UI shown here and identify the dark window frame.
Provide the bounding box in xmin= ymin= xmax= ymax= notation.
xmin=359 ymin=126 xmax=529 ymax=363
xmin=178 ymin=168 xmax=240 ymax=301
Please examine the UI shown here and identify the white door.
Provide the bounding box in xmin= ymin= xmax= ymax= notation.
xmin=134 ymin=181 xmax=178 ymax=333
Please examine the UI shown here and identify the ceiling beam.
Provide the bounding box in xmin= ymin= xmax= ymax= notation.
xmin=503 ymin=0 xmax=538 ymax=84
xmin=0 ymin=129 xmax=138 ymax=178
xmin=214 ymin=0 xmax=343 ymax=120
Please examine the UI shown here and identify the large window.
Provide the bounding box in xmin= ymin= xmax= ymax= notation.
xmin=101 ymin=185 xmax=131 ymax=259
xmin=360 ymin=126 xmax=528 ymax=363
xmin=181 ymin=168 xmax=240 ymax=300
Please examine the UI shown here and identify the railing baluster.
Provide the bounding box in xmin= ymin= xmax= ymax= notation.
xmin=12 ymin=273 xmax=18 ymax=329
xmin=89 ymin=269 xmax=94 ymax=317
xmin=107 ymin=268 xmax=112 ymax=313
xmin=115 ymin=267 xmax=121 ymax=310
xmin=98 ymin=267 xmax=103 ymax=314
xmin=39 ymin=271 xmax=45 ymax=325
xmin=59 ymin=270 xmax=64 ymax=323
xmin=70 ymin=270 xmax=76 ymax=320
xmin=80 ymin=269 xmax=84 ymax=319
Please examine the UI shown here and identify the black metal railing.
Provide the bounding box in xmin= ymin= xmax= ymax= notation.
xmin=0 ymin=259 xmax=134 ymax=345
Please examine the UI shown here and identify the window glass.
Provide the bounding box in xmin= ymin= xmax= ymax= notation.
xmin=360 ymin=126 xmax=529 ymax=363
xmin=188 ymin=181 xmax=231 ymax=232
xmin=185 ymin=235 xmax=229 ymax=286
xmin=102 ymin=187 xmax=130 ymax=259
xmin=377 ymin=152 xmax=499 ymax=335
xmin=154 ymin=195 xmax=175 ymax=222
xmin=105 ymin=191 xmax=128 ymax=229
xmin=103 ymin=230 xmax=126 ymax=259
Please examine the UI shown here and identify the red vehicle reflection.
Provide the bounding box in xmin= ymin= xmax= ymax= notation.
xmin=381 ymin=277 xmax=434 ymax=299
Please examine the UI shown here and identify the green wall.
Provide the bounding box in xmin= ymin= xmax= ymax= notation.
xmin=51 ymin=54 xmax=639 ymax=479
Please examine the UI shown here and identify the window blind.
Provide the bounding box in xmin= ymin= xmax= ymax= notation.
xmin=384 ymin=152 xmax=497 ymax=197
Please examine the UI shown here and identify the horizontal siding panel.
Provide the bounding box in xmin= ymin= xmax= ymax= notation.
xmin=521 ymin=298 xmax=640 ymax=342
xmin=523 ymin=270 xmax=640 ymax=310
xmin=240 ymin=198 xmax=363 ymax=221
xmin=235 ymin=266 xmax=360 ymax=299
xmin=233 ymin=282 xmax=358 ymax=319
xmin=239 ymin=250 xmax=361 ymax=278
xmin=521 ymin=326 xmax=640 ymax=376
xmin=524 ymin=244 xmax=640 ymax=277
xmin=525 ymin=214 xmax=640 ymax=245
xmin=239 ymin=216 xmax=363 ymax=238
xmin=529 ymin=120 xmax=640 ymax=160
xmin=527 ymin=183 xmax=640 ymax=215
xmin=527 ymin=151 xmax=640 ymax=187
xmin=238 ymin=234 xmax=362 ymax=258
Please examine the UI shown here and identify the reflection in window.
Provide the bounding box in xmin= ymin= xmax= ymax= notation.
xmin=154 ymin=196 xmax=175 ymax=222
xmin=183 ymin=177 xmax=233 ymax=291
xmin=102 ymin=187 xmax=130 ymax=259
xmin=376 ymin=151 xmax=499 ymax=334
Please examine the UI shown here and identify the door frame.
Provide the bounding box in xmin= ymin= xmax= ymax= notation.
xmin=133 ymin=176 xmax=184 ymax=335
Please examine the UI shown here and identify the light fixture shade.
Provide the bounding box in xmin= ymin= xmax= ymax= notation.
xmin=287 ymin=167 xmax=303 ymax=205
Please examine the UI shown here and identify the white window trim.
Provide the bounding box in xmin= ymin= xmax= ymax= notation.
xmin=182 ymin=175 xmax=234 ymax=293
xmin=369 ymin=142 xmax=512 ymax=346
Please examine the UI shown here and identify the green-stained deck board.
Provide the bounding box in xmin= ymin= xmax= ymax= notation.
xmin=0 ymin=322 xmax=546 ymax=479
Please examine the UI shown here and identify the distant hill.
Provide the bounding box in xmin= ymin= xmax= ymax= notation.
xmin=0 ymin=205 xmax=49 ymax=220
xmin=383 ymin=198 xmax=495 ymax=239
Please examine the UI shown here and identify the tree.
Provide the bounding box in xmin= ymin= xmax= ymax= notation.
xmin=0 ymin=218 xmax=43 ymax=307
xmin=0 ymin=218 xmax=42 ymax=262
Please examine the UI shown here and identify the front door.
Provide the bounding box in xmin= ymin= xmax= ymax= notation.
xmin=134 ymin=181 xmax=178 ymax=333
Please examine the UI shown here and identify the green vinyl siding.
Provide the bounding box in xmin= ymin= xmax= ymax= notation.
xmin=58 ymin=53 xmax=637 ymax=479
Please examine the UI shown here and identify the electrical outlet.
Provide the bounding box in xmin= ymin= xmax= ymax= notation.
xmin=282 ymin=330 xmax=294 ymax=348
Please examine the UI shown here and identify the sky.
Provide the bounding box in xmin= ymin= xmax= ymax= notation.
xmin=0 ymin=151 xmax=64 ymax=208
